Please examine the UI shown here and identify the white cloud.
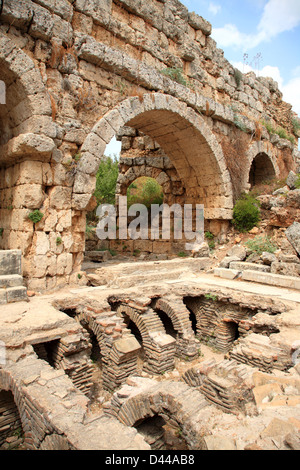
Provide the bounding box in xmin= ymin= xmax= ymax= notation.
xmin=282 ymin=77 xmax=300 ymax=117
xmin=208 ymin=3 xmax=221 ymax=15
xmin=212 ymin=0 xmax=300 ymax=49
xmin=257 ymin=0 xmax=300 ymax=41
xmin=212 ymin=24 xmax=249 ymax=48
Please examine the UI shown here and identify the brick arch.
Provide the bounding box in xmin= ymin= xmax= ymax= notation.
xmin=107 ymin=377 xmax=209 ymax=449
xmin=117 ymin=303 xmax=176 ymax=374
xmin=153 ymin=298 xmax=199 ymax=359
xmin=77 ymin=93 xmax=234 ymax=220
xmin=0 ymin=370 xmax=26 ymax=442
xmin=58 ymin=307 xmax=141 ymax=391
xmin=0 ymin=366 xmax=65 ymax=449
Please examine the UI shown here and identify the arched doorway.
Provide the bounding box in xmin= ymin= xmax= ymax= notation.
xmin=249 ymin=152 xmax=277 ymax=188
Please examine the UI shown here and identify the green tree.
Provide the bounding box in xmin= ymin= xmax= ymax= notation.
xmin=94 ymin=155 xmax=119 ymax=206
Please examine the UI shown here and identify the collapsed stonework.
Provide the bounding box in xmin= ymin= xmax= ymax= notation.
xmin=0 ymin=0 xmax=298 ymax=290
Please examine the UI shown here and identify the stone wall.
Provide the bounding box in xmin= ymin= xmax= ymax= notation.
xmin=0 ymin=0 xmax=298 ymax=290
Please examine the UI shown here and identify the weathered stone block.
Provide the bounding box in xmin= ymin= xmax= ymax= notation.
xmin=286 ymin=171 xmax=298 ymax=190
xmin=13 ymin=184 xmax=45 ymax=210
xmin=0 ymin=289 xmax=7 ymax=304
xmin=214 ymin=268 xmax=240 ymax=280
xmin=49 ymin=186 xmax=72 ymax=210
xmin=0 ymin=250 xmax=22 ymax=276
xmin=242 ymin=270 xmax=300 ymax=290
xmin=0 ymin=274 xmax=23 ymax=288
xmin=230 ymin=262 xmax=271 ymax=273
xmin=6 ymin=286 xmax=27 ymax=303
xmin=286 ymin=222 xmax=300 ymax=256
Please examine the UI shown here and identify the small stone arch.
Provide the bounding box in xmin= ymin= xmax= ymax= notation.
xmin=244 ymin=141 xmax=279 ymax=192
xmin=77 ymin=93 xmax=234 ymax=220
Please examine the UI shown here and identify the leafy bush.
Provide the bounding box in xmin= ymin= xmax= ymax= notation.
xmin=245 ymin=236 xmax=277 ymax=255
xmin=28 ymin=210 xmax=44 ymax=224
xmin=295 ymin=174 xmax=300 ymax=189
xmin=205 ymin=231 xmax=214 ymax=240
xmin=127 ymin=177 xmax=163 ymax=209
xmin=232 ymin=194 xmax=261 ymax=232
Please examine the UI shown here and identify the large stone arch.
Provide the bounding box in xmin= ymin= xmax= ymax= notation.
xmin=0 ymin=34 xmax=56 ymax=258
xmin=76 ymin=93 xmax=234 ymax=220
xmin=0 ymin=33 xmax=55 ymax=161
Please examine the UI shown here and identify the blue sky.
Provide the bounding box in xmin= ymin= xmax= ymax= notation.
xmin=181 ymin=0 xmax=300 ymax=117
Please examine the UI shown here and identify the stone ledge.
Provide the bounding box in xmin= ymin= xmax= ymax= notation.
xmin=6 ymin=286 xmax=28 ymax=303
xmin=0 ymin=274 xmax=24 ymax=289
xmin=241 ymin=270 xmax=300 ymax=290
xmin=214 ymin=268 xmax=240 ymax=280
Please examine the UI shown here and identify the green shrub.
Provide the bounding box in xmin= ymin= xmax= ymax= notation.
xmin=56 ymin=237 xmax=63 ymax=246
xmin=295 ymin=174 xmax=300 ymax=189
xmin=276 ymin=127 xmax=288 ymax=140
xmin=0 ymin=228 xmax=3 ymax=238
xmin=160 ymin=68 xmax=189 ymax=87
xmin=245 ymin=236 xmax=277 ymax=255
xmin=232 ymin=194 xmax=261 ymax=233
xmin=205 ymin=231 xmax=214 ymax=240
xmin=292 ymin=118 xmax=300 ymax=134
xmin=28 ymin=210 xmax=44 ymax=224
xmin=127 ymin=177 xmax=163 ymax=209
xmin=204 ymin=293 xmax=218 ymax=301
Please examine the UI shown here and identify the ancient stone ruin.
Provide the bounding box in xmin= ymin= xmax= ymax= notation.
xmin=0 ymin=0 xmax=300 ymax=452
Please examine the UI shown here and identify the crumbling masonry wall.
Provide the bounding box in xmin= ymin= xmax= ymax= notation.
xmin=0 ymin=0 xmax=299 ymax=291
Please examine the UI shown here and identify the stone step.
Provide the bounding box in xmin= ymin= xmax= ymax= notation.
xmin=241 ymin=270 xmax=300 ymax=290
xmin=0 ymin=274 xmax=24 ymax=289
xmin=0 ymin=286 xmax=28 ymax=304
xmin=0 ymin=250 xmax=22 ymax=276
